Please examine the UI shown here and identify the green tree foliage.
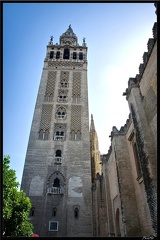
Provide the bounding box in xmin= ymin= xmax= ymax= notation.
xmin=3 ymin=155 xmax=33 ymax=237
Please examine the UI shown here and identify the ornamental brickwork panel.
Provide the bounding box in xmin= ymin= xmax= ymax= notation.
xmin=39 ymin=104 xmax=53 ymax=130
xmin=44 ymin=71 xmax=56 ymax=101
xmin=60 ymin=71 xmax=69 ymax=81
xmin=48 ymin=61 xmax=83 ymax=68
xmin=71 ymin=105 xmax=81 ymax=131
xmin=72 ymin=72 xmax=81 ymax=97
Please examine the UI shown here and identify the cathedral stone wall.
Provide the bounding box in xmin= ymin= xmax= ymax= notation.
xmin=97 ymin=20 xmax=157 ymax=237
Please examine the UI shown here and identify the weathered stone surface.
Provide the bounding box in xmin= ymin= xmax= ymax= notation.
xmin=96 ymin=21 xmax=157 ymax=237
xmin=21 ymin=26 xmax=93 ymax=237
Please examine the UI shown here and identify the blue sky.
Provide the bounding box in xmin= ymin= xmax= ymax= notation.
xmin=3 ymin=3 xmax=156 ymax=186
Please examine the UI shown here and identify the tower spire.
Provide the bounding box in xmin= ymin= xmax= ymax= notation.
xmin=90 ymin=114 xmax=95 ymax=132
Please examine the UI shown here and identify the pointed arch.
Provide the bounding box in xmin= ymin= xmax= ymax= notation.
xmin=49 ymin=93 xmax=53 ymax=102
xmin=76 ymin=130 xmax=81 ymax=140
xmin=39 ymin=129 xmax=44 ymax=139
xmin=56 ymin=106 xmax=66 ymax=119
xmin=48 ymin=170 xmax=66 ymax=183
xmin=71 ymin=130 xmax=75 ymax=140
xmin=56 ymin=150 xmax=61 ymax=157
xmin=44 ymin=129 xmax=49 ymax=140
xmin=77 ymin=94 xmax=80 ymax=103
xmin=72 ymin=94 xmax=76 ymax=103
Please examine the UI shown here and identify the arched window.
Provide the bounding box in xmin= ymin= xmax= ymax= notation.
xmin=39 ymin=129 xmax=49 ymax=140
xmin=53 ymin=178 xmax=60 ymax=188
xmin=56 ymin=107 xmax=66 ymax=119
xmin=52 ymin=207 xmax=57 ymax=217
xmin=55 ymin=150 xmax=62 ymax=164
xmin=58 ymin=90 xmax=68 ymax=102
xmin=60 ymin=131 xmax=64 ymax=136
xmin=74 ymin=208 xmax=79 ymax=218
xmin=56 ymin=150 xmax=61 ymax=157
xmin=30 ymin=207 xmax=35 ymax=217
xmin=53 ymin=124 xmax=66 ymax=141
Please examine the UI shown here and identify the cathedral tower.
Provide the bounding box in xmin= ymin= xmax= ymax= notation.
xmin=21 ymin=25 xmax=93 ymax=237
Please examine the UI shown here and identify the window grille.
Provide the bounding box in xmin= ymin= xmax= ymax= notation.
xmin=49 ymin=221 xmax=59 ymax=231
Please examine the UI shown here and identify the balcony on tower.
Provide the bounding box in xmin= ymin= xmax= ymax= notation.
xmin=53 ymin=132 xmax=65 ymax=141
xmin=54 ymin=156 xmax=62 ymax=164
xmin=47 ymin=187 xmax=63 ymax=195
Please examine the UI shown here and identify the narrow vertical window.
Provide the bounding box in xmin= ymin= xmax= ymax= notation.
xmin=73 ymin=52 xmax=77 ymax=59
xmin=74 ymin=208 xmax=79 ymax=218
xmin=30 ymin=207 xmax=35 ymax=217
xmin=132 ymin=142 xmax=142 ymax=178
xmin=56 ymin=51 xmax=60 ymax=59
xmin=52 ymin=207 xmax=57 ymax=217
xmin=63 ymin=49 xmax=70 ymax=59
xmin=116 ymin=208 xmax=121 ymax=237
xmin=56 ymin=150 xmax=61 ymax=157
xmin=79 ymin=52 xmax=83 ymax=60
xmin=50 ymin=51 xmax=54 ymax=59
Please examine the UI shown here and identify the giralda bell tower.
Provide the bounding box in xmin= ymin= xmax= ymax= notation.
xmin=21 ymin=25 xmax=93 ymax=237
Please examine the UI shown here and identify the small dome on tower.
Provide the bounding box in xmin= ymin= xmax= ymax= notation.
xmin=63 ymin=24 xmax=76 ymax=37
xmin=60 ymin=25 xmax=78 ymax=46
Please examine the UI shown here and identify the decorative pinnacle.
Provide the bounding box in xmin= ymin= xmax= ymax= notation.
xmin=90 ymin=114 xmax=95 ymax=131
xmin=50 ymin=36 xmax=53 ymax=42
xmin=91 ymin=114 xmax=93 ymax=120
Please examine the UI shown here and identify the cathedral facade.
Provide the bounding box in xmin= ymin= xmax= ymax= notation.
xmin=21 ymin=26 xmax=93 ymax=237
xmin=92 ymin=20 xmax=157 ymax=237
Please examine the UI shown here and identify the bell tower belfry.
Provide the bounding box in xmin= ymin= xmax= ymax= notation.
xmin=21 ymin=25 xmax=93 ymax=237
